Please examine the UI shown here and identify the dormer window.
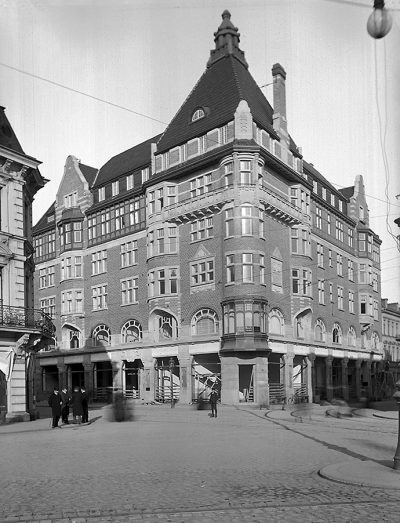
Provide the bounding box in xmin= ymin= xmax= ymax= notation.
xmin=64 ymin=191 xmax=77 ymax=208
xmin=192 ymin=108 xmax=205 ymax=122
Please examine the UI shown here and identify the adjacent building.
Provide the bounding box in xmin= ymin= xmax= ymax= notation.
xmin=33 ymin=11 xmax=383 ymax=407
xmin=0 ymin=107 xmax=55 ymax=421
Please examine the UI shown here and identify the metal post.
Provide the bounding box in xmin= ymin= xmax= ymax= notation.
xmin=393 ymin=380 xmax=400 ymax=470
xmin=169 ymin=357 xmax=175 ymax=408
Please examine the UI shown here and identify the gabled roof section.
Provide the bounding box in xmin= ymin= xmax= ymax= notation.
xmin=303 ymin=160 xmax=341 ymax=196
xmin=33 ymin=202 xmax=56 ymax=235
xmin=94 ymin=134 xmax=162 ymax=188
xmin=0 ymin=106 xmax=24 ymax=154
xmin=338 ymin=186 xmax=354 ymax=200
xmin=79 ymin=162 xmax=97 ymax=187
xmin=156 ymin=11 xmax=275 ymax=154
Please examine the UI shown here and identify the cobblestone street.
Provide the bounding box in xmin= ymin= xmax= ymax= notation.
xmin=1 ymin=404 xmax=400 ymax=522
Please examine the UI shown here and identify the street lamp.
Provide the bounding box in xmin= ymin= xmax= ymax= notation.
xmin=367 ymin=0 xmax=392 ymax=39
xmin=393 ymin=379 xmax=400 ymax=470
xmin=169 ymin=357 xmax=175 ymax=408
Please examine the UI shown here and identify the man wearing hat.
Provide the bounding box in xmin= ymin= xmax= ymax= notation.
xmin=60 ymin=386 xmax=71 ymax=424
xmin=48 ymin=387 xmax=63 ymax=428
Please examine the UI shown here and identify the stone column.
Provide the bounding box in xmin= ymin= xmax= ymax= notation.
xmin=341 ymin=358 xmax=349 ymax=401
xmin=177 ymin=356 xmax=192 ymax=405
xmin=283 ymin=353 xmax=294 ymax=403
xmin=325 ymin=356 xmax=333 ymax=401
xmin=255 ymin=355 xmax=269 ymax=407
xmin=355 ymin=359 xmax=362 ymax=400
xmin=57 ymin=363 xmax=67 ymax=390
xmin=366 ymin=360 xmax=372 ymax=399
xmin=83 ymin=362 xmax=94 ymax=393
xmin=306 ymin=354 xmax=315 ymax=403
xmin=220 ymin=356 xmax=238 ymax=405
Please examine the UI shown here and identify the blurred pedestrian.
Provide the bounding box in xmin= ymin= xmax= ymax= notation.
xmin=209 ymin=388 xmax=219 ymax=418
xmin=60 ymin=386 xmax=71 ymax=424
xmin=71 ymin=385 xmax=83 ymax=424
xmin=48 ymin=387 xmax=62 ymax=429
xmin=81 ymin=385 xmax=89 ymax=423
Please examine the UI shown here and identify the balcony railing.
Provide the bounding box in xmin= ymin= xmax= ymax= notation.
xmin=0 ymin=301 xmax=55 ymax=337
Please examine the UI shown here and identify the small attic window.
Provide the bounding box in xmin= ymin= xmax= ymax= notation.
xmin=192 ymin=108 xmax=205 ymax=122
xmin=47 ymin=215 xmax=55 ymax=223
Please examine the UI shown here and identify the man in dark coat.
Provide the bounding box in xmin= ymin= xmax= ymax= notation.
xmin=209 ymin=389 xmax=219 ymax=418
xmin=60 ymin=387 xmax=71 ymax=424
xmin=48 ymin=387 xmax=62 ymax=428
xmin=81 ymin=386 xmax=89 ymax=423
xmin=71 ymin=386 xmax=83 ymax=424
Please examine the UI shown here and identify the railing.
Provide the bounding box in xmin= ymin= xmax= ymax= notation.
xmin=269 ymin=383 xmax=285 ymax=404
xmin=0 ymin=301 xmax=55 ymax=336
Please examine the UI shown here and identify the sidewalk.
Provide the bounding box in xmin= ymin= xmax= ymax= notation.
xmin=264 ymin=403 xmax=400 ymax=490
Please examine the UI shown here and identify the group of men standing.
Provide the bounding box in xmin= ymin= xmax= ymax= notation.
xmin=48 ymin=385 xmax=89 ymax=428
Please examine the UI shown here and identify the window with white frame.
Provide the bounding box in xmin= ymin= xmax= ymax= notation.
xmin=242 ymin=253 xmax=254 ymax=283
xmin=292 ymin=268 xmax=312 ymax=296
xmin=126 ymin=174 xmax=134 ymax=191
xmin=112 ymin=181 xmax=119 ymax=197
xmin=226 ymin=254 xmax=235 ymax=283
xmin=115 ymin=205 xmax=125 ymax=230
xmin=192 ymin=108 xmax=205 ymax=121
xmin=40 ymin=296 xmax=56 ymax=319
xmin=337 ymin=253 xmax=343 ymax=276
xmin=332 ymin=323 xmax=342 ymax=344
xmin=92 ymin=284 xmax=108 ymax=311
xmin=129 ymin=200 xmax=140 ymax=226
xmin=271 ymin=258 xmax=283 ymax=292
xmin=372 ymin=271 xmax=379 ymax=292
xmin=91 ymin=250 xmax=107 ymax=275
xmin=318 ymin=280 xmax=325 ymax=304
xmin=328 ymin=249 xmax=332 ymax=267
xmin=313 ymin=180 xmax=317 ymax=193
xmin=268 ymin=308 xmax=284 ymax=335
xmin=224 ymin=162 xmax=233 ymax=186
xmin=335 ymin=220 xmax=344 ymax=242
xmin=166 ymin=185 xmax=177 ymax=206
xmin=315 ymin=206 xmax=322 ymax=229
xmin=329 ymin=282 xmax=333 ymax=302
xmin=141 ymin=167 xmax=149 ymax=184
xmin=317 ymin=243 xmax=324 ymax=267
xmin=190 ymin=173 xmax=212 ymax=198
xmin=121 ymin=277 xmax=138 ymax=305
xmin=191 ymin=217 xmax=213 ymax=242
xmin=239 ymin=160 xmax=252 ymax=185
xmin=360 ymin=294 xmax=373 ymax=315
xmin=100 ymin=212 xmax=111 ymax=235
xmin=39 ymin=266 xmax=55 ymax=288
xmin=148 ymin=225 xmax=177 ymax=257
xmin=315 ymin=319 xmax=326 ymax=342
xmin=327 ymin=213 xmax=331 ymax=234
xmin=322 ymin=187 xmax=327 ymax=200
xmin=64 ymin=191 xmax=77 ymax=208
xmin=291 ymin=228 xmax=310 ymax=256
xmin=98 ymin=187 xmax=105 ymax=202
xmin=259 ymin=254 xmax=265 ymax=284
xmin=61 ymin=289 xmax=83 ymax=314
xmin=148 ymin=267 xmax=178 ymax=297
xmin=92 ymin=324 xmax=111 ymax=345
xmin=349 ymin=290 xmax=355 ymax=313
xmin=358 ymin=232 xmax=367 ymax=252
xmin=191 ymin=259 xmax=214 ymax=286
xmin=121 ymin=320 xmax=142 ymax=343
xmin=348 ymin=228 xmax=354 ymax=248
xmin=240 ymin=205 xmax=252 ymax=235
xmin=61 ymin=256 xmax=82 ymax=280
xmin=374 ymin=300 xmax=379 ymax=320
xmin=191 ymin=308 xmax=219 ymax=335
xmin=331 ymin=193 xmax=335 ymax=207
xmin=348 ymin=260 xmax=354 ymax=281
xmin=373 ymin=244 xmax=380 ymax=263
xmin=290 ymin=187 xmax=309 ymax=214
xmin=338 ymin=286 xmax=344 ymax=310
xmin=225 ymin=208 xmax=234 ymax=237
xmin=339 ymin=200 xmax=343 ymax=212
xmin=120 ymin=240 xmax=137 ymax=267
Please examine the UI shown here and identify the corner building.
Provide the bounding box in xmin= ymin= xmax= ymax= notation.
xmin=33 ymin=11 xmax=383 ymax=406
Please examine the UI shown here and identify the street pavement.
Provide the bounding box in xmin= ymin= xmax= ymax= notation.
xmin=1 ymin=402 xmax=400 ymax=522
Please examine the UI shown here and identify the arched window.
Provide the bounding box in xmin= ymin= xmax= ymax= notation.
xmin=92 ymin=324 xmax=111 ymax=346
xmin=315 ymin=319 xmax=326 ymax=342
xmin=191 ymin=309 xmax=219 ymax=335
xmin=62 ymin=324 xmax=81 ymax=349
xmin=269 ymin=309 xmax=284 ymax=336
xmin=332 ymin=323 xmax=342 ymax=344
xmin=192 ymin=108 xmax=205 ymax=122
xmin=121 ymin=320 xmax=143 ymax=343
xmin=348 ymin=326 xmax=356 ymax=347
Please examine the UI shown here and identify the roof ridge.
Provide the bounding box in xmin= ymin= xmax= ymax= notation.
xmin=230 ymin=55 xmax=244 ymax=100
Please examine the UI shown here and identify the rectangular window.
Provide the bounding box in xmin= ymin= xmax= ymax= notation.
xmin=92 ymin=284 xmax=108 ymax=311
xmin=292 ymin=268 xmax=311 ymax=296
xmin=64 ymin=191 xmax=77 ymax=208
xmin=224 ymin=162 xmax=233 ymax=186
xmin=318 ymin=279 xmax=325 ymax=305
xmin=374 ymin=300 xmax=379 ymax=321
xmin=167 ymin=185 xmax=176 ymax=206
xmin=360 ymin=294 xmax=367 ymax=315
xmin=242 ymin=253 xmax=253 ymax=283
xmin=338 ymin=286 xmax=344 ymax=310
xmin=329 ymin=282 xmax=333 ymax=302
xmin=126 ymin=174 xmax=134 ymax=191
xmin=129 ymin=200 xmax=140 ymax=226
xmin=271 ymin=258 xmax=283 ymax=292
xmin=359 ymin=263 xmax=367 ymax=284
xmin=239 ymin=160 xmax=252 ymax=185
xmin=191 ymin=259 xmax=214 ymax=286
xmin=190 ymin=173 xmax=212 ymax=197
xmin=322 ymin=187 xmax=327 ymax=200
xmin=226 ymin=254 xmax=235 ymax=283
xmin=348 ymin=228 xmax=354 ymax=248
xmin=73 ymin=222 xmax=82 ymax=243
xmin=315 ymin=206 xmax=322 ymax=229
xmin=112 ymin=181 xmax=119 ymax=197
xmin=317 ymin=243 xmax=324 ymax=268
xmin=328 ymin=249 xmax=332 ymax=267
xmin=121 ymin=277 xmax=138 ymax=305
xmin=191 ymin=217 xmax=213 ymax=242
xmin=335 ymin=220 xmax=343 ymax=242
xmin=337 ymin=254 xmax=343 ymax=276
xmin=349 ymin=290 xmax=354 ymax=313
xmin=348 ymin=260 xmax=354 ymax=281
xmin=39 ymin=267 xmax=55 ymax=289
xmin=291 ymin=228 xmax=309 ymax=255
xmin=148 ymin=191 xmax=155 ymax=215
xmin=241 ymin=206 xmax=252 ymax=235
xmin=98 ymin=187 xmax=105 ymax=202
xmin=40 ymin=296 xmax=56 ymax=319
xmin=331 ymin=193 xmax=335 ymax=207
xmin=141 ymin=167 xmax=149 ymax=184
xmin=61 ymin=289 xmax=83 ymax=314
xmin=120 ymin=240 xmax=137 ymax=267
xmin=148 ymin=268 xmax=178 ymax=297
xmin=339 ymin=200 xmax=343 ymax=212
xmin=372 ymin=271 xmax=378 ymax=292
xmin=91 ymin=250 xmax=107 ymax=275
xmin=373 ymin=245 xmax=380 ymax=263
xmin=327 ymin=214 xmax=331 ymax=235
xmin=259 ymin=254 xmax=265 ymax=284
xmin=358 ymin=233 xmax=366 ymax=252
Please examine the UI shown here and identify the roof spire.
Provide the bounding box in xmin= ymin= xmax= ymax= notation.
xmin=207 ymin=10 xmax=248 ymax=69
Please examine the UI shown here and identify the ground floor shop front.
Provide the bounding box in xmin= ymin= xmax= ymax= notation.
xmin=35 ymin=341 xmax=383 ymax=407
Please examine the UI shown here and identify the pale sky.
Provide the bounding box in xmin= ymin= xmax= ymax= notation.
xmin=1 ymin=0 xmax=399 ymax=302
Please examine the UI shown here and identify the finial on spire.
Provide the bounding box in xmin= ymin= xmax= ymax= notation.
xmin=207 ymin=10 xmax=248 ymax=69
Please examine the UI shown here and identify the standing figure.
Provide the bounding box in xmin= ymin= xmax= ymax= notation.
xmin=48 ymin=387 xmax=62 ymax=428
xmin=60 ymin=387 xmax=71 ymax=424
xmin=71 ymin=386 xmax=83 ymax=424
xmin=81 ymin=386 xmax=89 ymax=423
xmin=209 ymin=389 xmax=219 ymax=418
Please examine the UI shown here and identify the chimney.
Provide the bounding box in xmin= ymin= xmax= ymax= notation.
xmin=272 ymin=63 xmax=287 ymax=136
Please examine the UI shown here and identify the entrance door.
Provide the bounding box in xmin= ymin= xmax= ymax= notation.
xmin=123 ymin=360 xmax=142 ymax=398
xmin=239 ymin=364 xmax=254 ymax=402
xmin=0 ymin=370 xmax=6 ymax=420
xmin=154 ymin=357 xmax=180 ymax=402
